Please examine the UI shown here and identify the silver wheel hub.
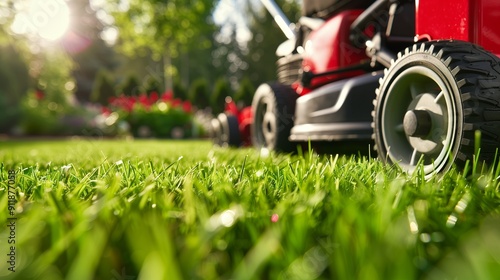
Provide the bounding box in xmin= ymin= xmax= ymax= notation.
xmin=255 ymin=97 xmax=276 ymax=148
xmin=263 ymin=111 xmax=276 ymax=145
xmin=405 ymin=93 xmax=447 ymax=154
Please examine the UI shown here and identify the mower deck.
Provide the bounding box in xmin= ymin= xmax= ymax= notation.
xmin=289 ymin=71 xmax=383 ymax=142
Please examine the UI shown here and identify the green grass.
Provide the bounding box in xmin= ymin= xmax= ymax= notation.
xmin=1 ymin=139 xmax=500 ymax=280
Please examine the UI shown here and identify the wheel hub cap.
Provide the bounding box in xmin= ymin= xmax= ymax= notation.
xmin=403 ymin=109 xmax=432 ymax=137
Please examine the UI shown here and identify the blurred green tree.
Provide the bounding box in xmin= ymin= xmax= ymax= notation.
xmin=234 ymin=76 xmax=255 ymax=107
xmin=143 ymin=76 xmax=163 ymax=95
xmin=173 ymin=78 xmax=188 ymax=101
xmin=243 ymin=0 xmax=301 ymax=86
xmin=0 ymin=1 xmax=14 ymax=43
xmin=0 ymin=43 xmax=30 ymax=133
xmin=37 ymin=51 xmax=76 ymax=105
xmin=118 ymin=75 xmax=141 ymax=96
xmin=211 ymin=77 xmax=232 ymax=114
xmin=212 ymin=22 xmax=249 ymax=91
xmin=189 ymin=78 xmax=211 ymax=110
xmin=68 ymin=0 xmax=118 ymax=103
xmin=109 ymin=0 xmax=217 ymax=90
xmin=91 ymin=70 xmax=116 ymax=105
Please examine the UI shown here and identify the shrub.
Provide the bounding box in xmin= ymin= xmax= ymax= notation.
xmin=0 ymin=93 xmax=23 ymax=134
xmin=107 ymin=92 xmax=196 ymax=138
xmin=19 ymin=93 xmax=62 ymax=135
xmin=18 ymin=91 xmax=119 ymax=137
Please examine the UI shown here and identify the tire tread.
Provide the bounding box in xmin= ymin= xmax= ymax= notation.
xmin=373 ymin=40 xmax=500 ymax=173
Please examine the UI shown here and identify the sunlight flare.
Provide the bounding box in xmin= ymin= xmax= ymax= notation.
xmin=11 ymin=0 xmax=71 ymax=41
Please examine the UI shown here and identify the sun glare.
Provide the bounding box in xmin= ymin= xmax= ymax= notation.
xmin=11 ymin=0 xmax=71 ymax=41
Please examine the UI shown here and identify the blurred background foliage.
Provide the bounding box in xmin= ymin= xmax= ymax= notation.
xmin=0 ymin=0 xmax=300 ymax=137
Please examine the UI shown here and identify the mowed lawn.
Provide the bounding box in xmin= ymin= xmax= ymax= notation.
xmin=1 ymin=139 xmax=500 ymax=280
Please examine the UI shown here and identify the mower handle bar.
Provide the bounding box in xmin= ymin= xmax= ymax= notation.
xmin=260 ymin=0 xmax=296 ymax=40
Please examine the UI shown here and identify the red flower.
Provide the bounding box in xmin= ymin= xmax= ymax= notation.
xmin=101 ymin=106 xmax=111 ymax=116
xmin=112 ymin=95 xmax=134 ymax=112
xmin=118 ymin=96 xmax=133 ymax=112
xmin=161 ymin=91 xmax=173 ymax=101
xmin=35 ymin=90 xmax=45 ymax=100
xmin=271 ymin=214 xmax=279 ymax=223
xmin=138 ymin=94 xmax=150 ymax=108
xmin=108 ymin=95 xmax=134 ymax=112
xmin=149 ymin=91 xmax=159 ymax=103
xmin=172 ymin=98 xmax=182 ymax=108
xmin=182 ymin=101 xmax=192 ymax=113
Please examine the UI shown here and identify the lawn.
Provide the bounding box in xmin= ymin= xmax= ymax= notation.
xmin=1 ymin=139 xmax=500 ymax=280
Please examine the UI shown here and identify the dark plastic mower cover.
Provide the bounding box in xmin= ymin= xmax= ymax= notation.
xmin=290 ymin=71 xmax=382 ymax=141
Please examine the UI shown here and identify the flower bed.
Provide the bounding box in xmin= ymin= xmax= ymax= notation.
xmin=103 ymin=91 xmax=200 ymax=139
xmin=18 ymin=90 xmax=204 ymax=139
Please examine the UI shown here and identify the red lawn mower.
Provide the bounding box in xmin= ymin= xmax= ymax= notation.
xmin=212 ymin=0 xmax=500 ymax=177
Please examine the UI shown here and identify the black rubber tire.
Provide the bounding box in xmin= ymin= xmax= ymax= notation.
xmin=218 ymin=113 xmax=241 ymax=147
xmin=373 ymin=40 xmax=500 ymax=177
xmin=251 ymin=83 xmax=298 ymax=152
